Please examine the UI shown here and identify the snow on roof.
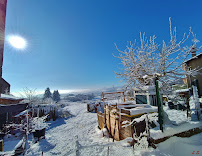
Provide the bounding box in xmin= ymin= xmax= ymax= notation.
xmin=14 ymin=109 xmax=30 ymax=117
xmin=184 ymin=52 xmax=202 ymax=63
xmin=133 ymin=85 xmax=156 ymax=91
xmin=0 ymin=94 xmax=23 ymax=100
xmin=106 ymin=100 xmax=134 ymax=106
xmin=175 ymin=88 xmax=189 ymax=93
xmin=122 ymin=104 xmax=158 ymax=115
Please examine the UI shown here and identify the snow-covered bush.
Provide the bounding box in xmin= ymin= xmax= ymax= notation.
xmin=133 ymin=133 xmax=149 ymax=151
xmin=31 ymin=115 xmax=48 ymax=131
xmin=43 ymin=98 xmax=55 ymax=104
xmin=58 ymin=107 xmax=71 ymax=118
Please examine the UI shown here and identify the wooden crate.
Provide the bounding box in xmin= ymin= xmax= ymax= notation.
xmin=105 ymin=105 xmax=120 ymax=140
xmin=97 ymin=105 xmax=147 ymax=141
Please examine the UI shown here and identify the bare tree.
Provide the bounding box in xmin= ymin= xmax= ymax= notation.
xmin=114 ymin=18 xmax=201 ymax=92
xmin=19 ymin=87 xmax=39 ymax=104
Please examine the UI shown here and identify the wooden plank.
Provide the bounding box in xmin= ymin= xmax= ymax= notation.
xmin=121 ymin=109 xmax=130 ymax=115
xmin=105 ymin=106 xmax=121 ymax=141
xmin=121 ymin=115 xmax=132 ymax=122
xmin=97 ymin=112 xmax=104 ymax=129
xmin=103 ymin=91 xmax=125 ymax=95
xmin=119 ymin=127 xmax=132 ymax=140
xmin=114 ymin=120 xmax=120 ymax=141
xmin=110 ymin=115 xmax=115 ymax=136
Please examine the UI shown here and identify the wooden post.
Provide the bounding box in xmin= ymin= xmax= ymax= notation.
xmin=155 ymin=77 xmax=164 ymax=132
xmin=122 ymin=92 xmax=125 ymax=102
xmin=87 ymin=104 xmax=89 ymax=112
xmin=0 ymin=140 xmax=3 ymax=151
xmin=108 ymin=106 xmax=111 ymax=134
xmin=102 ymin=92 xmax=107 ymax=125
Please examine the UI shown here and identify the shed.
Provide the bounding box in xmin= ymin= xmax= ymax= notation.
xmin=0 ymin=103 xmax=28 ymax=130
xmin=133 ymin=86 xmax=161 ymax=106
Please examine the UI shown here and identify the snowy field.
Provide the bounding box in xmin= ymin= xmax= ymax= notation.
xmin=2 ymin=101 xmax=202 ymax=156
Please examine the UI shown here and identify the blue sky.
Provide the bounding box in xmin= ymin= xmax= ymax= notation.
xmin=3 ymin=0 xmax=202 ymax=94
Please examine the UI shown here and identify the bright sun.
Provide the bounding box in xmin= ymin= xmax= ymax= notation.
xmin=7 ymin=35 xmax=27 ymax=50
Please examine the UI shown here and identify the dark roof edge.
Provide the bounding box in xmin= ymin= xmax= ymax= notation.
xmin=184 ymin=53 xmax=202 ymax=63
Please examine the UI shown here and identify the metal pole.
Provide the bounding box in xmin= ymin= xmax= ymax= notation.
xmin=155 ymin=77 xmax=164 ymax=132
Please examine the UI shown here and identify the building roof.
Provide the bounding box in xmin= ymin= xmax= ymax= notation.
xmin=0 ymin=94 xmax=23 ymax=100
xmin=184 ymin=53 xmax=202 ymax=63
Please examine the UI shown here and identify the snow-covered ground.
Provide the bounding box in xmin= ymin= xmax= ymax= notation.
xmin=1 ymin=101 xmax=202 ymax=156
xmin=150 ymin=106 xmax=202 ymax=140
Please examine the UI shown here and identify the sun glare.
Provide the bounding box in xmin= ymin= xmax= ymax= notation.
xmin=7 ymin=35 xmax=27 ymax=50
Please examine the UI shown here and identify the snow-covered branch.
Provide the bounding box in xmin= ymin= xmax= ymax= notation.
xmin=114 ymin=18 xmax=201 ymax=90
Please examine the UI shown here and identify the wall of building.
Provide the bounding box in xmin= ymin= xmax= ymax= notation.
xmin=0 ymin=98 xmax=23 ymax=104
xmin=186 ymin=54 xmax=202 ymax=97
xmin=0 ymin=0 xmax=7 ymax=78
xmin=0 ymin=78 xmax=10 ymax=94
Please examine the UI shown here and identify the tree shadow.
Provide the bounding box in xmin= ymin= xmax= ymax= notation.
xmin=46 ymin=115 xmax=74 ymax=131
